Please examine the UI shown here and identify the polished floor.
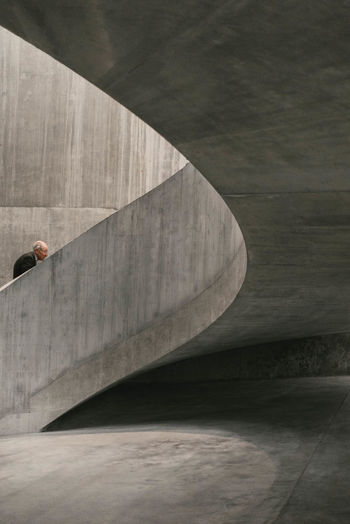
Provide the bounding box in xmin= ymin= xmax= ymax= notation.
xmin=1 ymin=377 xmax=350 ymax=523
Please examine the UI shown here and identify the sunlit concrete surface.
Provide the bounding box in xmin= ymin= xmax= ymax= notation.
xmin=0 ymin=431 xmax=275 ymax=524
xmin=2 ymin=377 xmax=350 ymax=524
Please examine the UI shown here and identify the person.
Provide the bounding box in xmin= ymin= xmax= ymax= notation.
xmin=13 ymin=241 xmax=49 ymax=279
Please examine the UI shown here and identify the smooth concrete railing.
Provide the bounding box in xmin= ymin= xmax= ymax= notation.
xmin=0 ymin=164 xmax=246 ymax=435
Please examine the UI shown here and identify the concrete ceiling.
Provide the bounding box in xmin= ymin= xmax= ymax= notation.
xmin=1 ymin=1 xmax=350 ymax=354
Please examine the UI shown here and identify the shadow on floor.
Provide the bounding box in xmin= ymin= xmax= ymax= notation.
xmin=44 ymin=376 xmax=350 ymax=436
xmin=43 ymin=377 xmax=350 ymax=523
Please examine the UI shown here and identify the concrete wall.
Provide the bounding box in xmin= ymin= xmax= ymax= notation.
xmin=3 ymin=3 xmax=350 ymax=357
xmin=0 ymin=26 xmax=186 ymax=286
xmin=0 ymin=164 xmax=246 ymax=435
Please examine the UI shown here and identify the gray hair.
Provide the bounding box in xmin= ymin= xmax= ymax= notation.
xmin=33 ymin=241 xmax=46 ymax=251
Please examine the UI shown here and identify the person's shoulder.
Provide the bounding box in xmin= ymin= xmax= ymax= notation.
xmin=14 ymin=251 xmax=35 ymax=265
xmin=21 ymin=251 xmax=35 ymax=261
xmin=13 ymin=251 xmax=36 ymax=278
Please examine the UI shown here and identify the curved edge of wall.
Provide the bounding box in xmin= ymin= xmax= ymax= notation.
xmin=0 ymin=25 xmax=187 ymax=287
xmin=0 ymin=164 xmax=247 ymax=435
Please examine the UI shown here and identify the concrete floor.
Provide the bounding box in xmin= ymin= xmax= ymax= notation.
xmin=2 ymin=377 xmax=350 ymax=523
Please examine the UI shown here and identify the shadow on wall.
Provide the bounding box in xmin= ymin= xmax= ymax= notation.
xmin=128 ymin=334 xmax=350 ymax=383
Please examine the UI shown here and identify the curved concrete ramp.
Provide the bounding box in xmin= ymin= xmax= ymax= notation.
xmin=2 ymin=2 xmax=350 ymax=353
xmin=3 ymin=2 xmax=350 ymax=435
xmin=0 ymin=164 xmax=246 ymax=435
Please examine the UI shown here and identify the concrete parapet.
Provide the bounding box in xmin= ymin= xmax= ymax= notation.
xmin=0 ymin=164 xmax=246 ymax=435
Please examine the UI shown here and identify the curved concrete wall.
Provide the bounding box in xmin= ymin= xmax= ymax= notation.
xmin=0 ymin=164 xmax=246 ymax=435
xmin=0 ymin=26 xmax=186 ymax=286
xmin=3 ymin=2 xmax=350 ymax=435
xmin=2 ymin=2 xmax=350 ymax=354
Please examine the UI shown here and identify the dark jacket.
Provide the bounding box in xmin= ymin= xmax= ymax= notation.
xmin=13 ymin=251 xmax=36 ymax=279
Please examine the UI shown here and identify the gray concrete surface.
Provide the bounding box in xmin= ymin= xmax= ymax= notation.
xmin=0 ymin=431 xmax=276 ymax=524
xmin=1 ymin=2 xmax=350 ymax=355
xmin=0 ymin=26 xmax=186 ymax=286
xmin=0 ymin=164 xmax=246 ymax=435
xmin=130 ymin=333 xmax=350 ymax=382
xmin=0 ymin=5 xmax=349 ymax=522
xmin=2 ymin=376 xmax=350 ymax=523
xmin=0 ymin=207 xmax=115 ymax=286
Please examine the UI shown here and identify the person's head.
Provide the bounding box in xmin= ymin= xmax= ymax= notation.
xmin=33 ymin=240 xmax=48 ymax=261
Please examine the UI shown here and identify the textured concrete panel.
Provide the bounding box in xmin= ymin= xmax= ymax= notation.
xmin=0 ymin=26 xmax=186 ymax=209
xmin=0 ymin=165 xmax=246 ymax=434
